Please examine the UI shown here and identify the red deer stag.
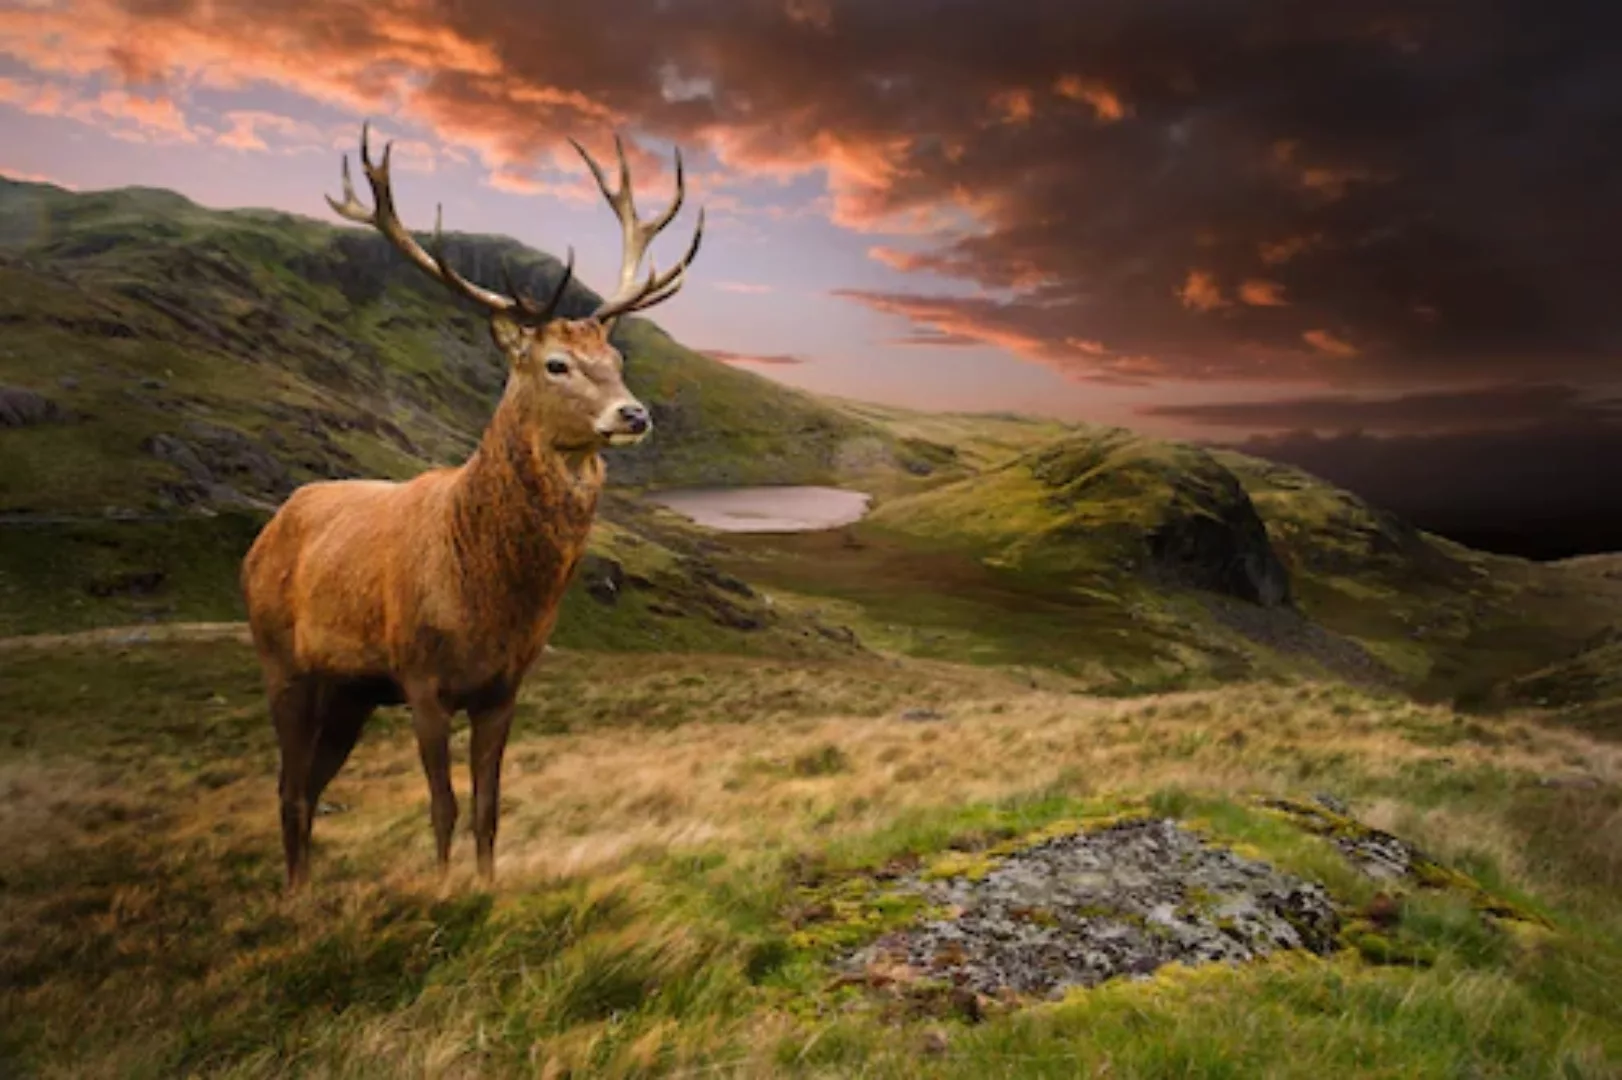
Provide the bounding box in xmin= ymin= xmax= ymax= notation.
xmin=242 ymin=122 xmax=704 ymax=888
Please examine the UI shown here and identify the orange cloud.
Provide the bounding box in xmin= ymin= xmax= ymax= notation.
xmin=216 ymin=110 xmax=331 ymax=154
xmin=989 ymin=88 xmax=1035 ymax=126
xmin=0 ymin=75 xmax=193 ymax=143
xmin=1303 ymin=329 xmax=1359 ymax=357
xmin=1270 ymin=140 xmax=1388 ymax=201
xmin=834 ymin=290 xmax=1170 ymax=382
xmin=0 ymin=76 xmax=66 ymax=116
xmin=1053 ymin=75 xmax=1127 ymax=122
xmin=484 ymin=169 xmax=594 ymax=202
xmin=1239 ymin=279 xmax=1289 ymax=306
xmin=1299 ymin=164 xmax=1384 ymax=200
xmin=1178 ymin=269 xmax=1230 ymax=312
xmin=1258 ymin=233 xmax=1323 ymax=265
xmin=703 ymin=349 xmax=806 ymax=365
xmin=868 ymin=245 xmax=927 ymax=272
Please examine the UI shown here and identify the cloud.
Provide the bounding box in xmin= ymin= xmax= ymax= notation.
xmin=1302 ymin=329 xmax=1359 ymax=358
xmin=1178 ymin=269 xmax=1230 ymax=313
xmin=1053 ymin=75 xmax=1128 ymax=123
xmin=714 ymin=281 xmax=774 ymax=294
xmin=0 ymin=75 xmax=194 ymax=142
xmin=1140 ymin=382 xmax=1622 ymax=436
xmin=1154 ymin=383 xmax=1622 ymax=557
xmin=214 ymin=110 xmax=330 ymax=154
xmin=1227 ymin=420 xmax=1622 ymax=560
xmin=702 ymin=349 xmax=807 ymax=365
xmin=2 ymin=0 xmax=1619 ymax=393
xmin=1239 ymin=280 xmax=1288 ymax=307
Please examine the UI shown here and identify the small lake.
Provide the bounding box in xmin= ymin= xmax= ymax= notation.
xmin=646 ymin=485 xmax=872 ymax=533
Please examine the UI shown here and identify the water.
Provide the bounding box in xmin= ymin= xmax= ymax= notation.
xmin=646 ymin=485 xmax=872 ymax=533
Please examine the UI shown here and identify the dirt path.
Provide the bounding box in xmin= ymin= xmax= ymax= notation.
xmin=0 ymin=621 xmax=252 ymax=653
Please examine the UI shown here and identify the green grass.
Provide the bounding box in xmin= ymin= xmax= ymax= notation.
xmin=4 ymin=633 xmax=1622 ymax=1077
xmin=0 ymin=514 xmax=266 ymax=636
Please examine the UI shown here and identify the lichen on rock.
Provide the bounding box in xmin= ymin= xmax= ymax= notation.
xmin=840 ymin=818 xmax=1339 ymax=1001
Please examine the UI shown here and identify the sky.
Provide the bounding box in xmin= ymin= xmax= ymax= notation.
xmin=1 ymin=0 xmax=1620 ymax=556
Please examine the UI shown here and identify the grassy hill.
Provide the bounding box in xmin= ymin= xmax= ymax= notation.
xmin=0 ymin=175 xmax=917 ymax=519
xmin=3 ymin=173 xmax=1622 ymax=1079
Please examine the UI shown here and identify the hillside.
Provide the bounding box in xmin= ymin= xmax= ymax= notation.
xmin=711 ymin=415 xmax=1616 ymax=702
xmin=0 ymin=175 xmax=921 ymax=520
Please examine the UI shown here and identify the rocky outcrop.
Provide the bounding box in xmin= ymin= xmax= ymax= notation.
xmin=141 ymin=421 xmax=296 ymax=508
xmin=0 ymin=385 xmax=65 ymax=427
xmin=1030 ymin=434 xmax=1293 ymax=607
xmin=843 ymin=818 xmax=1339 ymax=1001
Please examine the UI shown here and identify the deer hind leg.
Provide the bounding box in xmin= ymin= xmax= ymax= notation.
xmin=304 ymin=682 xmax=376 ymax=834
xmin=406 ymin=685 xmax=458 ymax=872
xmin=469 ymin=698 xmax=517 ymax=881
xmin=271 ymin=676 xmax=322 ymax=890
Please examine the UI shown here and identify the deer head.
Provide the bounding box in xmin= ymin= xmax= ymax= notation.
xmin=326 ymin=122 xmax=705 ymax=451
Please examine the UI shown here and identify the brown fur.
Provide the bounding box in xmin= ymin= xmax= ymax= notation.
xmin=242 ymin=315 xmax=645 ymax=887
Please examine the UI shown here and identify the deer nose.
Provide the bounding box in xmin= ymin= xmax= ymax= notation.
xmin=618 ymin=403 xmax=650 ymax=434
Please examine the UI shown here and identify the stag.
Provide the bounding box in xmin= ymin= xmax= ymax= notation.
xmin=242 ymin=122 xmax=704 ymax=888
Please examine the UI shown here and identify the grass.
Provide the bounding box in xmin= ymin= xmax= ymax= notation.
xmin=0 ymin=514 xmax=266 ymax=636
xmin=3 ymin=637 xmax=1621 ymax=1077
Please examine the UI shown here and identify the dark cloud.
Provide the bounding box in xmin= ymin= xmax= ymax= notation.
xmin=1161 ymin=382 xmax=1622 ymax=554
xmin=42 ymin=0 xmax=1620 ymax=389
xmin=1141 ymin=382 xmax=1622 ymax=435
xmin=1228 ymin=419 xmax=1622 ymax=559
xmin=702 ymin=349 xmax=807 ymax=366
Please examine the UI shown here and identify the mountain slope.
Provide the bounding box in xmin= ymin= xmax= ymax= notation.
xmin=0 ymin=175 xmax=919 ymax=518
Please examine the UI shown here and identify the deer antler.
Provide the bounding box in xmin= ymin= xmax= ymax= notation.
xmin=327 ymin=121 xmax=572 ymax=324
xmin=571 ymin=134 xmax=706 ymax=326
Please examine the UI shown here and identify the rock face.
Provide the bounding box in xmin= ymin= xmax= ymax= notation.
xmin=1146 ymin=499 xmax=1291 ymax=607
xmin=141 ymin=421 xmax=294 ymax=508
xmin=1030 ymin=434 xmax=1293 ymax=607
xmin=845 ymin=818 xmax=1339 ymax=1000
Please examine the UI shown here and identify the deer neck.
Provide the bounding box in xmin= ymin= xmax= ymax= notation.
xmin=450 ymin=386 xmax=604 ymax=598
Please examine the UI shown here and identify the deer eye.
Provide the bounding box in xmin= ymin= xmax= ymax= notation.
xmin=544 ymin=357 xmax=571 ymax=377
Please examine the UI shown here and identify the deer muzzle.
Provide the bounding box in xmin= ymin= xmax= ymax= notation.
xmin=597 ymin=400 xmax=652 ymax=446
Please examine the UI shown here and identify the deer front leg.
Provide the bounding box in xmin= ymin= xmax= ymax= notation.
xmin=469 ymin=697 xmax=517 ymax=881
xmin=406 ymin=685 xmax=458 ymax=872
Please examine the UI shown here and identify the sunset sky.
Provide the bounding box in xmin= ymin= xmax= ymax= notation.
xmin=2 ymin=0 xmax=1619 ymax=553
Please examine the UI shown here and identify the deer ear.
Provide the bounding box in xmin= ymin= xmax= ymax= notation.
xmin=489 ymin=312 xmax=530 ymax=358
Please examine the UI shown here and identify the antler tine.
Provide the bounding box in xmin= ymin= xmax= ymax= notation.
xmin=500 ymin=247 xmax=577 ymax=322
xmin=326 ymin=124 xmax=378 ymax=225
xmin=541 ymin=247 xmax=577 ymax=322
xmin=621 ymin=207 xmax=705 ymax=315
xmin=325 ymin=121 xmax=525 ymax=319
xmin=573 ymin=135 xmax=704 ymax=325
